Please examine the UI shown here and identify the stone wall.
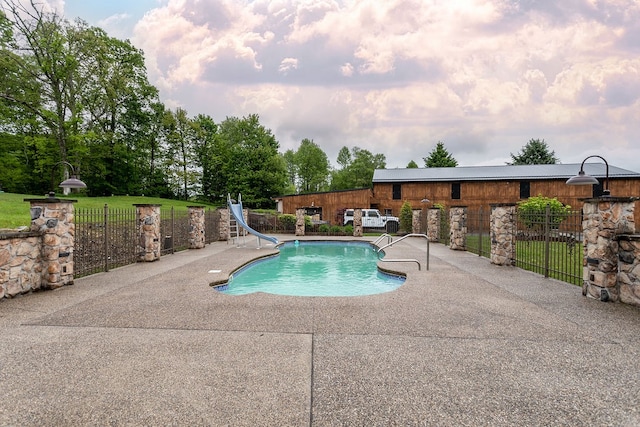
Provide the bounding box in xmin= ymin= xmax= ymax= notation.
xmin=295 ymin=209 xmax=305 ymax=236
xmin=426 ymin=208 xmax=440 ymax=241
xmin=188 ymin=206 xmax=205 ymax=249
xmin=617 ymin=235 xmax=640 ymax=307
xmin=489 ymin=204 xmax=516 ymax=266
xmin=412 ymin=210 xmax=422 ymax=234
xmin=134 ymin=204 xmax=161 ymax=262
xmin=353 ymin=208 xmax=363 ymax=237
xmin=0 ymin=231 xmax=42 ymax=298
xmin=449 ymin=207 xmax=467 ymax=250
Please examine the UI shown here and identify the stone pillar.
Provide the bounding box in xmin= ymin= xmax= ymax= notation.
xmin=353 ymin=208 xmax=363 ymax=237
xmin=412 ymin=209 xmax=422 ymax=234
xmin=427 ymin=208 xmax=441 ymax=242
xmin=134 ymin=204 xmax=161 ymax=262
xmin=617 ymin=235 xmax=640 ymax=307
xmin=581 ymin=197 xmax=635 ymax=302
xmin=450 ymin=206 xmax=467 ymax=251
xmin=26 ymin=196 xmax=76 ymax=289
xmin=295 ymin=208 xmax=305 ymax=236
xmin=490 ymin=204 xmax=516 ymax=266
xmin=219 ymin=208 xmax=230 ymax=241
xmin=188 ymin=206 xmax=205 ymax=249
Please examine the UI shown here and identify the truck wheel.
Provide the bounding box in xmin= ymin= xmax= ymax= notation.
xmin=345 ymin=221 xmax=353 ymax=227
xmin=386 ymin=221 xmax=399 ymax=233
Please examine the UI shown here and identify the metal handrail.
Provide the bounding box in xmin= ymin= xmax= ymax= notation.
xmin=376 ymin=233 xmax=430 ymax=271
xmin=372 ymin=233 xmax=394 ymax=247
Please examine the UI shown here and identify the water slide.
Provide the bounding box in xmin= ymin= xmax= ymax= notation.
xmin=228 ymin=194 xmax=279 ymax=246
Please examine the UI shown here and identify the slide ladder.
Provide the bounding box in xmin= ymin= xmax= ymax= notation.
xmin=227 ymin=194 xmax=278 ymax=248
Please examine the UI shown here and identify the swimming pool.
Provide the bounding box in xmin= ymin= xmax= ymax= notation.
xmin=216 ymin=241 xmax=405 ymax=296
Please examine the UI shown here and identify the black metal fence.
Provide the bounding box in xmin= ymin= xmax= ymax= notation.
xmin=160 ymin=207 xmax=190 ymax=255
xmin=75 ymin=205 xmax=138 ymax=278
xmin=466 ymin=207 xmax=490 ymax=258
xmin=515 ymin=206 xmax=583 ymax=286
xmin=438 ymin=208 xmax=450 ymax=246
xmin=205 ymin=208 xmax=222 ymax=244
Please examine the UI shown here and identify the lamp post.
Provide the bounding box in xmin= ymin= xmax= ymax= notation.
xmin=565 ymin=155 xmax=610 ymax=197
xmin=50 ymin=161 xmax=87 ymax=197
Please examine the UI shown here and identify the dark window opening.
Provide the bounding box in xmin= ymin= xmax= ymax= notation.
xmin=451 ymin=182 xmax=461 ymax=200
xmin=392 ymin=184 xmax=402 ymax=200
xmin=520 ymin=181 xmax=530 ymax=199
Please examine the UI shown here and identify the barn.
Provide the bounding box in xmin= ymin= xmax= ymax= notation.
xmin=275 ymin=163 xmax=640 ymax=228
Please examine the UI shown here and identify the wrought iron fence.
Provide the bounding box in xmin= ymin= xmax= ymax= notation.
xmin=515 ymin=205 xmax=583 ymax=286
xmin=466 ymin=207 xmax=490 ymax=257
xmin=205 ymin=208 xmax=222 ymax=244
xmin=75 ymin=205 xmax=137 ymax=278
xmin=438 ymin=208 xmax=450 ymax=245
xmin=160 ymin=207 xmax=190 ymax=255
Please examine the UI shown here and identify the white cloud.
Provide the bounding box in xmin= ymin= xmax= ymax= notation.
xmin=127 ymin=0 xmax=640 ymax=171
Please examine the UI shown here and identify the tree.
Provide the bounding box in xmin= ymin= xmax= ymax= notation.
xmin=294 ymin=138 xmax=329 ymax=193
xmin=399 ymin=201 xmax=413 ymax=233
xmin=508 ymin=139 xmax=559 ymax=165
xmin=423 ymin=142 xmax=458 ymax=167
xmin=406 ymin=160 xmax=419 ymax=168
xmin=330 ymin=146 xmax=386 ymax=190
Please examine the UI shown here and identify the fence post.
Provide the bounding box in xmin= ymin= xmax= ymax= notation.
xmin=449 ymin=206 xmax=467 ymax=250
xmin=134 ymin=204 xmax=161 ymax=262
xmin=353 ymin=208 xmax=363 ymax=237
xmin=411 ymin=209 xmax=422 ymax=234
xmin=426 ymin=208 xmax=440 ymax=242
xmin=581 ymin=197 xmax=635 ymax=302
xmin=25 ymin=195 xmax=77 ymax=289
xmin=104 ymin=204 xmax=109 ymax=272
xmin=490 ymin=203 xmax=516 ymax=266
xmin=295 ymin=208 xmax=305 ymax=236
xmin=188 ymin=206 xmax=206 ymax=249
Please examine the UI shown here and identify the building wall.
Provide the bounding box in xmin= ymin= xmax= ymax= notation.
xmin=280 ymin=188 xmax=372 ymax=225
xmin=373 ymin=178 xmax=640 ymax=229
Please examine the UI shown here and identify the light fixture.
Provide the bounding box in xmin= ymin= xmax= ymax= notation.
xmin=566 ymin=155 xmax=610 ymax=197
xmin=53 ymin=161 xmax=87 ymax=193
xmin=420 ymin=198 xmax=431 ymax=203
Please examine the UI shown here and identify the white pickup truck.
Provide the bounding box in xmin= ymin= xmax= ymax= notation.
xmin=343 ymin=209 xmax=400 ymax=233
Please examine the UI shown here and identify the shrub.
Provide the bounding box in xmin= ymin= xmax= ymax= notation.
xmin=399 ymin=201 xmax=413 ymax=233
xmin=331 ymin=225 xmax=344 ymax=234
xmin=518 ymin=195 xmax=571 ymax=230
xmin=318 ymin=224 xmax=330 ymax=233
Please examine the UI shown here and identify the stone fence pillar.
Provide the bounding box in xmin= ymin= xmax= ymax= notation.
xmin=412 ymin=209 xmax=422 ymax=234
xmin=490 ymin=204 xmax=516 ymax=266
xmin=426 ymin=208 xmax=441 ymax=242
xmin=353 ymin=208 xmax=363 ymax=237
xmin=134 ymin=204 xmax=161 ymax=262
xmin=26 ymin=196 xmax=76 ymax=289
xmin=617 ymin=235 xmax=640 ymax=307
xmin=295 ymin=209 xmax=305 ymax=236
xmin=219 ymin=208 xmax=230 ymax=241
xmin=581 ymin=197 xmax=635 ymax=302
xmin=188 ymin=206 xmax=205 ymax=249
xmin=450 ymin=206 xmax=467 ymax=250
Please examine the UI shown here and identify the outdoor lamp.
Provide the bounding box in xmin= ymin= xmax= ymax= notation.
xmin=566 ymin=155 xmax=610 ymax=197
xmin=52 ymin=161 xmax=87 ymax=194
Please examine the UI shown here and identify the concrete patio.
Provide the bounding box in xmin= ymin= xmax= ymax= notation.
xmin=1 ymin=236 xmax=638 ymax=426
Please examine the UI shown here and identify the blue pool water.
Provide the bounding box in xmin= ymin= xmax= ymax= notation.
xmin=217 ymin=241 xmax=405 ymax=296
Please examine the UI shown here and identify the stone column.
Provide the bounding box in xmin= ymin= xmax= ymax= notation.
xmin=427 ymin=208 xmax=441 ymax=242
xmin=490 ymin=203 xmax=516 ymax=266
xmin=134 ymin=204 xmax=161 ymax=262
xmin=353 ymin=208 xmax=363 ymax=237
xmin=581 ymin=197 xmax=635 ymax=302
xmin=219 ymin=208 xmax=230 ymax=241
xmin=412 ymin=209 xmax=422 ymax=234
xmin=450 ymin=206 xmax=467 ymax=251
xmin=188 ymin=206 xmax=205 ymax=249
xmin=26 ymin=196 xmax=76 ymax=289
xmin=617 ymin=235 xmax=640 ymax=307
xmin=295 ymin=208 xmax=306 ymax=236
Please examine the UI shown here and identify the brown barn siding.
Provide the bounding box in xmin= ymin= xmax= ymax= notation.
xmin=279 ymin=178 xmax=640 ymax=230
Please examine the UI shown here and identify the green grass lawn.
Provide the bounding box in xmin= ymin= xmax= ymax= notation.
xmin=0 ymin=192 xmax=218 ymax=229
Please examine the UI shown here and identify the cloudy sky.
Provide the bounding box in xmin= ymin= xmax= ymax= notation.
xmin=55 ymin=0 xmax=640 ymax=171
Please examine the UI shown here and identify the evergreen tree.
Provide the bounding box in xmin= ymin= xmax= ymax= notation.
xmin=406 ymin=160 xmax=419 ymax=168
xmin=423 ymin=142 xmax=458 ymax=167
xmin=508 ymin=139 xmax=559 ymax=165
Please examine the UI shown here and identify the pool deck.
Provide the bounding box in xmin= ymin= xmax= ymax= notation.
xmin=1 ymin=235 xmax=639 ymax=426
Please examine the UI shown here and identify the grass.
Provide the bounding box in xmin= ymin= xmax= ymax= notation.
xmin=0 ymin=192 xmax=218 ymax=229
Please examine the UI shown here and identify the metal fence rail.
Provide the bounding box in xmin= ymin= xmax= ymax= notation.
xmin=75 ymin=205 xmax=137 ymax=278
xmin=515 ymin=206 xmax=583 ymax=286
xmin=438 ymin=208 xmax=450 ymax=246
xmin=205 ymin=208 xmax=222 ymax=244
xmin=466 ymin=207 xmax=490 ymax=257
xmin=160 ymin=207 xmax=190 ymax=255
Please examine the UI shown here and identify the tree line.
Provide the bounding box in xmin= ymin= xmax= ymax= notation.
xmin=0 ymin=1 xmax=559 ymax=207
